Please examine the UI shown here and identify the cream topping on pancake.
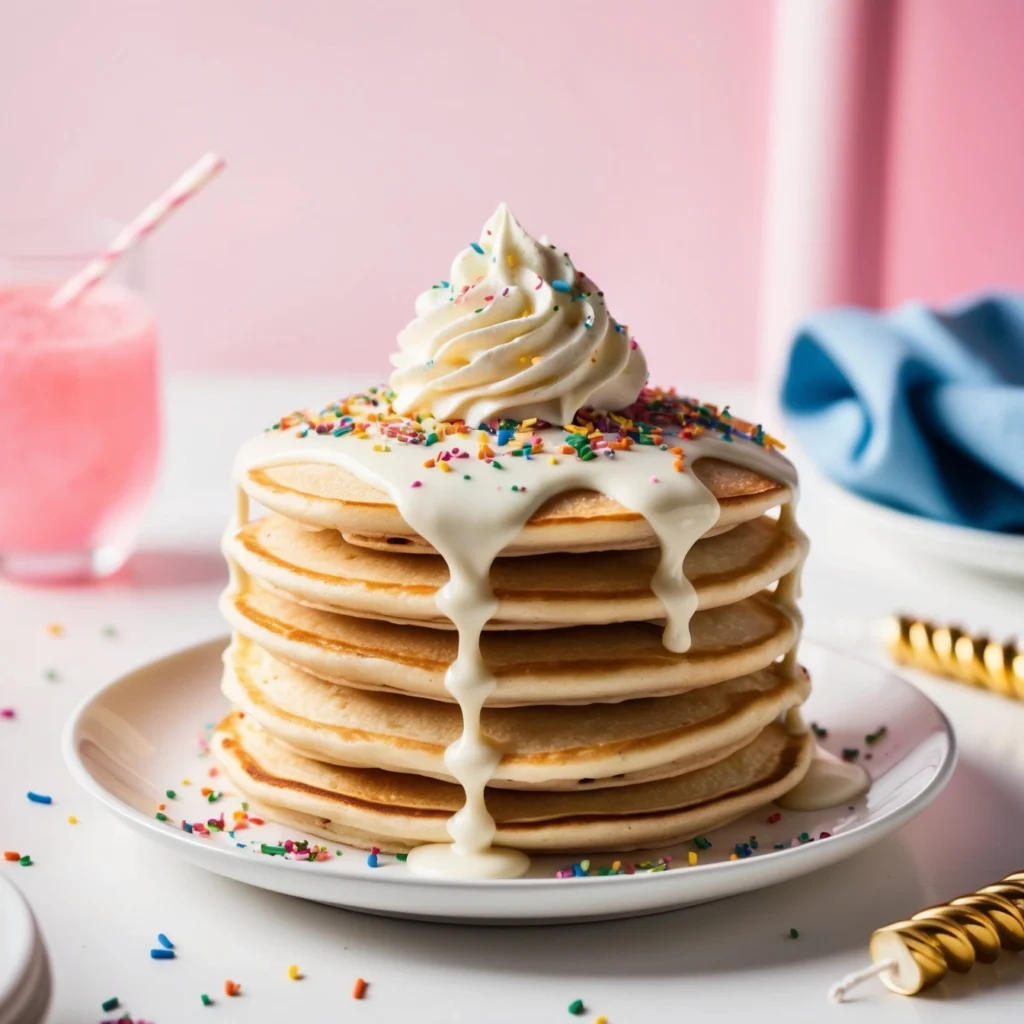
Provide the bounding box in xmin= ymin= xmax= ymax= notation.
xmin=228 ymin=386 xmax=805 ymax=880
xmin=390 ymin=204 xmax=647 ymax=426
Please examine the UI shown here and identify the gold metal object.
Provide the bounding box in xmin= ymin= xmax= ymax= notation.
xmin=839 ymin=872 xmax=1024 ymax=998
xmin=884 ymin=615 xmax=1024 ymax=700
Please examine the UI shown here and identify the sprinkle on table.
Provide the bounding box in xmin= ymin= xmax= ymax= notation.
xmin=810 ymin=722 xmax=828 ymax=738
xmin=842 ymin=748 xmax=860 ymax=761
xmin=67 ymin=815 xmax=77 ymax=824
xmin=43 ymin=668 xmax=59 ymax=682
xmin=568 ymin=998 xmax=585 ymax=1015
xmin=224 ymin=979 xmax=241 ymax=996
xmin=157 ymin=933 xmax=174 ymax=949
xmin=27 ymin=791 xmax=52 ymax=805
xmin=865 ymin=725 xmax=888 ymax=745
xmin=790 ymin=927 xmax=800 ymax=939
xmin=3 ymin=851 xmax=20 ymax=861
xmin=45 ymin=622 xmax=64 ymax=637
xmin=101 ymin=996 xmax=120 ymax=1012
xmin=352 ymin=977 xmax=368 ymax=1000
xmin=288 ymin=963 xmax=302 ymax=980
xmin=19 ymin=855 xmax=31 ymax=866
xmin=150 ymin=948 xmax=175 ymax=960
xmin=201 ymin=993 xmax=213 ymax=1006
xmin=0 ymin=708 xmax=14 ymax=719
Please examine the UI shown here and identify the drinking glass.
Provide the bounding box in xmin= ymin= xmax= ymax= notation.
xmin=0 ymin=219 xmax=161 ymax=581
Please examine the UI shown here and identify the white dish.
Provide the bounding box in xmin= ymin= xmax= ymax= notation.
xmin=816 ymin=475 xmax=1024 ymax=578
xmin=64 ymin=637 xmax=955 ymax=925
xmin=0 ymin=875 xmax=51 ymax=1024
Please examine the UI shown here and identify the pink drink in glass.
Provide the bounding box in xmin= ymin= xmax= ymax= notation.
xmin=0 ymin=282 xmax=160 ymax=580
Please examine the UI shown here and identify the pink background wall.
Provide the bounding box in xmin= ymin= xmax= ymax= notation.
xmin=1 ymin=1 xmax=1022 ymax=383
xmin=885 ymin=0 xmax=1024 ymax=306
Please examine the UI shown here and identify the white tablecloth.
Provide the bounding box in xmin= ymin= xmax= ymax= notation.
xmin=3 ymin=373 xmax=1024 ymax=1023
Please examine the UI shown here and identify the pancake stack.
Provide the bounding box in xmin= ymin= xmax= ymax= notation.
xmin=215 ymin=444 xmax=813 ymax=855
xmin=212 ymin=203 xmax=817 ymax=869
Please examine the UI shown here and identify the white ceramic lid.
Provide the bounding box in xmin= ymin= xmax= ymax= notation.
xmin=0 ymin=874 xmax=51 ymax=1024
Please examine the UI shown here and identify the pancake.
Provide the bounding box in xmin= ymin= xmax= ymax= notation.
xmin=226 ymin=513 xmax=803 ymax=629
xmin=221 ymin=584 xmax=799 ymax=705
xmin=213 ymin=712 xmax=814 ymax=853
xmin=243 ymin=456 xmax=792 ymax=556
xmin=222 ymin=634 xmax=810 ymax=790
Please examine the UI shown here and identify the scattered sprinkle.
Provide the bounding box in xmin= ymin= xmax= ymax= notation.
xmin=45 ymin=623 xmax=64 ymax=637
xmin=789 ymin=927 xmax=800 ymax=939
xmin=155 ymin=812 xmax=169 ymax=822
xmin=693 ymin=835 xmax=712 ymax=850
xmin=157 ymin=933 xmax=174 ymax=950
xmin=366 ymin=852 xmax=379 ymax=868
xmin=26 ymin=791 xmax=52 ymax=805
xmin=595 ymin=1017 xmax=608 ymax=1024
xmin=3 ymin=851 xmax=20 ymax=861
xmin=396 ymin=852 xmax=408 ymax=862
xmin=165 ymin=790 xmax=176 ymax=800
xmin=688 ymin=851 xmax=698 ymax=866
xmin=865 ymin=725 xmax=888 ymax=745
xmin=67 ymin=815 xmax=77 ymax=824
xmin=288 ymin=963 xmax=302 ymax=981
xmin=102 ymin=997 xmax=120 ymax=1013
xmin=470 ymin=242 xmax=485 ymax=254
xmin=767 ymin=812 xmax=782 ymax=824
xmin=224 ymin=979 xmax=241 ymax=997
xmin=842 ymin=748 xmax=860 ymax=761
xmin=43 ymin=668 xmax=59 ymax=682
xmin=18 ymin=855 xmax=31 ymax=867
xmin=150 ymin=948 xmax=175 ymax=960
xmin=0 ymin=708 xmax=14 ymax=719
xmin=568 ymin=998 xmax=584 ymax=1015
xmin=201 ymin=993 xmax=213 ymax=1006
xmin=352 ymin=977 xmax=368 ymax=1000
xmin=101 ymin=625 xmax=118 ymax=638
xmin=811 ymin=722 xmax=828 ymax=738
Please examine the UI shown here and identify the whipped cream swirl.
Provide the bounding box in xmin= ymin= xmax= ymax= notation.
xmin=389 ymin=204 xmax=647 ymax=425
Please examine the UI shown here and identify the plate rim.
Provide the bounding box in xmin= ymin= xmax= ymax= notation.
xmin=816 ymin=474 xmax=1024 ymax=555
xmin=62 ymin=635 xmax=958 ymax=893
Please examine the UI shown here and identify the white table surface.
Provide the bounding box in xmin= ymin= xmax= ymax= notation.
xmin=4 ymin=373 xmax=1024 ymax=1024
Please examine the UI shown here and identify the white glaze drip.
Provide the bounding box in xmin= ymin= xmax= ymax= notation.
xmin=776 ymin=747 xmax=870 ymax=811
xmin=225 ymin=419 xmax=804 ymax=878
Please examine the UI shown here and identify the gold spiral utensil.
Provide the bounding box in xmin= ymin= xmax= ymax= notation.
xmin=829 ymin=871 xmax=1024 ymax=1000
xmin=884 ymin=615 xmax=1024 ymax=700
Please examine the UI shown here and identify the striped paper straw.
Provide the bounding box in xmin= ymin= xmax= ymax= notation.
xmin=49 ymin=151 xmax=226 ymax=308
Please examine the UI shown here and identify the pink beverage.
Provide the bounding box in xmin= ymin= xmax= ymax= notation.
xmin=0 ymin=282 xmax=160 ymax=580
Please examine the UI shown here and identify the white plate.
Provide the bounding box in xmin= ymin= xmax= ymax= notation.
xmin=63 ymin=638 xmax=955 ymax=925
xmin=0 ymin=875 xmax=51 ymax=1024
xmin=816 ymin=475 xmax=1024 ymax=578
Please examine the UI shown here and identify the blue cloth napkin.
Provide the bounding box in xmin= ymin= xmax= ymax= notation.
xmin=781 ymin=294 xmax=1024 ymax=533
